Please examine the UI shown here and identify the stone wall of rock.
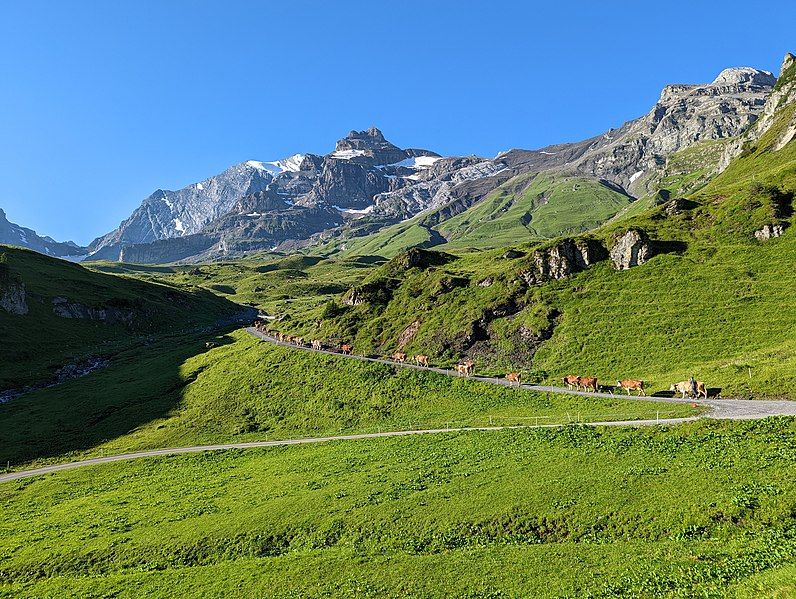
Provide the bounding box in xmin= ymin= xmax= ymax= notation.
xmin=610 ymin=229 xmax=652 ymax=270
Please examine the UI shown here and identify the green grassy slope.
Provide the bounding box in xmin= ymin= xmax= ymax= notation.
xmin=2 ymin=418 xmax=794 ymax=598
xmin=90 ymin=253 xmax=375 ymax=319
xmin=438 ymin=173 xmax=632 ymax=249
xmin=0 ymin=246 xmax=238 ymax=389
xmin=322 ymin=173 xmax=633 ymax=259
xmin=274 ymin=99 xmax=796 ymax=398
xmin=1 ymin=330 xmax=696 ymax=467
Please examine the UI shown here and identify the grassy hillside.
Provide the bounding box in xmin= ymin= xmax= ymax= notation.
xmin=0 ymin=246 xmax=238 ymax=390
xmin=321 ymin=173 xmax=633 ymax=259
xmin=1 ymin=330 xmax=696 ymax=468
xmin=252 ymin=99 xmax=796 ymax=399
xmin=2 ymin=418 xmax=794 ymax=597
xmin=90 ymin=253 xmax=376 ymax=319
xmin=438 ymin=173 xmax=632 ymax=250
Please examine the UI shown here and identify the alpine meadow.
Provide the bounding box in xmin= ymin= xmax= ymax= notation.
xmin=2 ymin=4 xmax=796 ymax=596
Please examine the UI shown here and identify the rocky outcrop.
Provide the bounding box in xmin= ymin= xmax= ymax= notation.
xmin=719 ymin=53 xmax=796 ymax=171
xmin=0 ymin=279 xmax=28 ymax=315
xmin=342 ymin=279 xmax=395 ymax=307
xmin=397 ymin=320 xmax=421 ymax=349
xmin=521 ymin=238 xmax=605 ymax=284
xmin=342 ymin=287 xmax=365 ymax=306
xmin=387 ymin=248 xmax=452 ymax=272
xmin=51 ymin=297 xmax=135 ymax=324
xmin=610 ymin=229 xmax=652 ymax=270
xmin=754 ymin=224 xmax=785 ymax=240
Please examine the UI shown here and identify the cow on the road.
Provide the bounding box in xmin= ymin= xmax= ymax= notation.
xmin=617 ymin=379 xmax=645 ymax=396
xmin=562 ymin=375 xmax=580 ymax=390
xmin=578 ymin=376 xmax=598 ymax=392
xmin=670 ymin=380 xmax=707 ymax=399
xmin=456 ymin=360 xmax=474 ymax=377
xmin=506 ymin=372 xmax=521 ymax=386
xmin=391 ymin=352 xmax=407 ymax=363
xmin=414 ymin=355 xmax=429 ymax=367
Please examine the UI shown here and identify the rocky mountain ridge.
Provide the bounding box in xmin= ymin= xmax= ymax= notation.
xmin=45 ymin=55 xmax=795 ymax=263
xmin=0 ymin=209 xmax=87 ymax=260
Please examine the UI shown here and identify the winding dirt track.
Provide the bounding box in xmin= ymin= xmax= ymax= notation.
xmin=1 ymin=327 xmax=794 ymax=485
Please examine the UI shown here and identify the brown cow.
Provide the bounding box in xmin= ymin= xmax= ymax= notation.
xmin=456 ymin=359 xmax=474 ymax=377
xmin=578 ymin=377 xmax=598 ymax=392
xmin=506 ymin=372 xmax=521 ymax=386
xmin=562 ymin=374 xmax=580 ymax=390
xmin=340 ymin=344 xmax=352 ymax=355
xmin=617 ymin=379 xmax=645 ymax=396
xmin=414 ymin=355 xmax=429 ymax=367
xmin=391 ymin=352 xmax=407 ymax=363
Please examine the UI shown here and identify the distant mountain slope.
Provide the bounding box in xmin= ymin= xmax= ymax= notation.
xmin=0 ymin=209 xmax=87 ymax=260
xmin=437 ymin=174 xmax=632 ymax=249
xmin=90 ymin=62 xmax=779 ymax=264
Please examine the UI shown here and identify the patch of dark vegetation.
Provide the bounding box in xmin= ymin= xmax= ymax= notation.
xmin=342 ymin=278 xmax=397 ymax=307
xmin=384 ymin=247 xmax=454 ymax=274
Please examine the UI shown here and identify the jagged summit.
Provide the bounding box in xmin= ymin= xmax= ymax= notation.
xmin=335 ymin=127 xmax=389 ymax=151
xmin=711 ymin=66 xmax=776 ymax=87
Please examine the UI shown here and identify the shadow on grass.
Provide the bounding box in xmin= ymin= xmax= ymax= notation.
xmin=0 ymin=332 xmax=237 ymax=466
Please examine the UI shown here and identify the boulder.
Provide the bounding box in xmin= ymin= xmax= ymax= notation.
xmin=521 ymin=238 xmax=605 ymax=284
xmin=610 ymin=229 xmax=652 ymax=270
xmin=754 ymin=224 xmax=785 ymax=241
xmin=0 ymin=279 xmax=28 ymax=315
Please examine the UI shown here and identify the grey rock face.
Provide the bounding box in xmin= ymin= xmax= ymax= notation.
xmin=0 ymin=279 xmax=28 ymax=315
xmin=0 ymin=209 xmax=87 ymax=260
xmin=566 ymin=67 xmax=774 ymax=195
xmin=610 ymin=229 xmax=652 ymax=270
xmin=754 ymin=224 xmax=785 ymax=240
xmin=51 ymin=296 xmax=135 ymax=324
xmin=719 ymin=53 xmax=796 ymax=171
xmin=88 ymin=162 xmax=275 ymax=259
xmin=521 ymin=238 xmax=604 ymax=284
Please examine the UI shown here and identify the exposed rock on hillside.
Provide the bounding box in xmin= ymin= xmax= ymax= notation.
xmin=51 ymin=296 xmax=135 ymax=324
xmin=387 ymin=248 xmax=452 ymax=272
xmin=521 ymin=238 xmax=606 ymax=284
xmin=610 ymin=229 xmax=652 ymax=270
xmin=397 ymin=320 xmax=421 ymax=349
xmin=0 ymin=279 xmax=28 ymax=315
xmin=754 ymin=224 xmax=785 ymax=240
xmin=719 ymin=53 xmax=796 ymax=171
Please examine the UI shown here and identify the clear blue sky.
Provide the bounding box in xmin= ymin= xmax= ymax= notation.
xmin=1 ymin=0 xmax=794 ymax=245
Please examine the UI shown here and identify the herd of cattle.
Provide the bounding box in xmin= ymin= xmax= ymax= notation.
xmin=252 ymin=321 xmax=710 ymax=399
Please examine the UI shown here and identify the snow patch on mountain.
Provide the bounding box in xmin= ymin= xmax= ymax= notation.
xmin=331 ymin=149 xmax=367 ymax=160
xmin=394 ymin=156 xmax=442 ymax=168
